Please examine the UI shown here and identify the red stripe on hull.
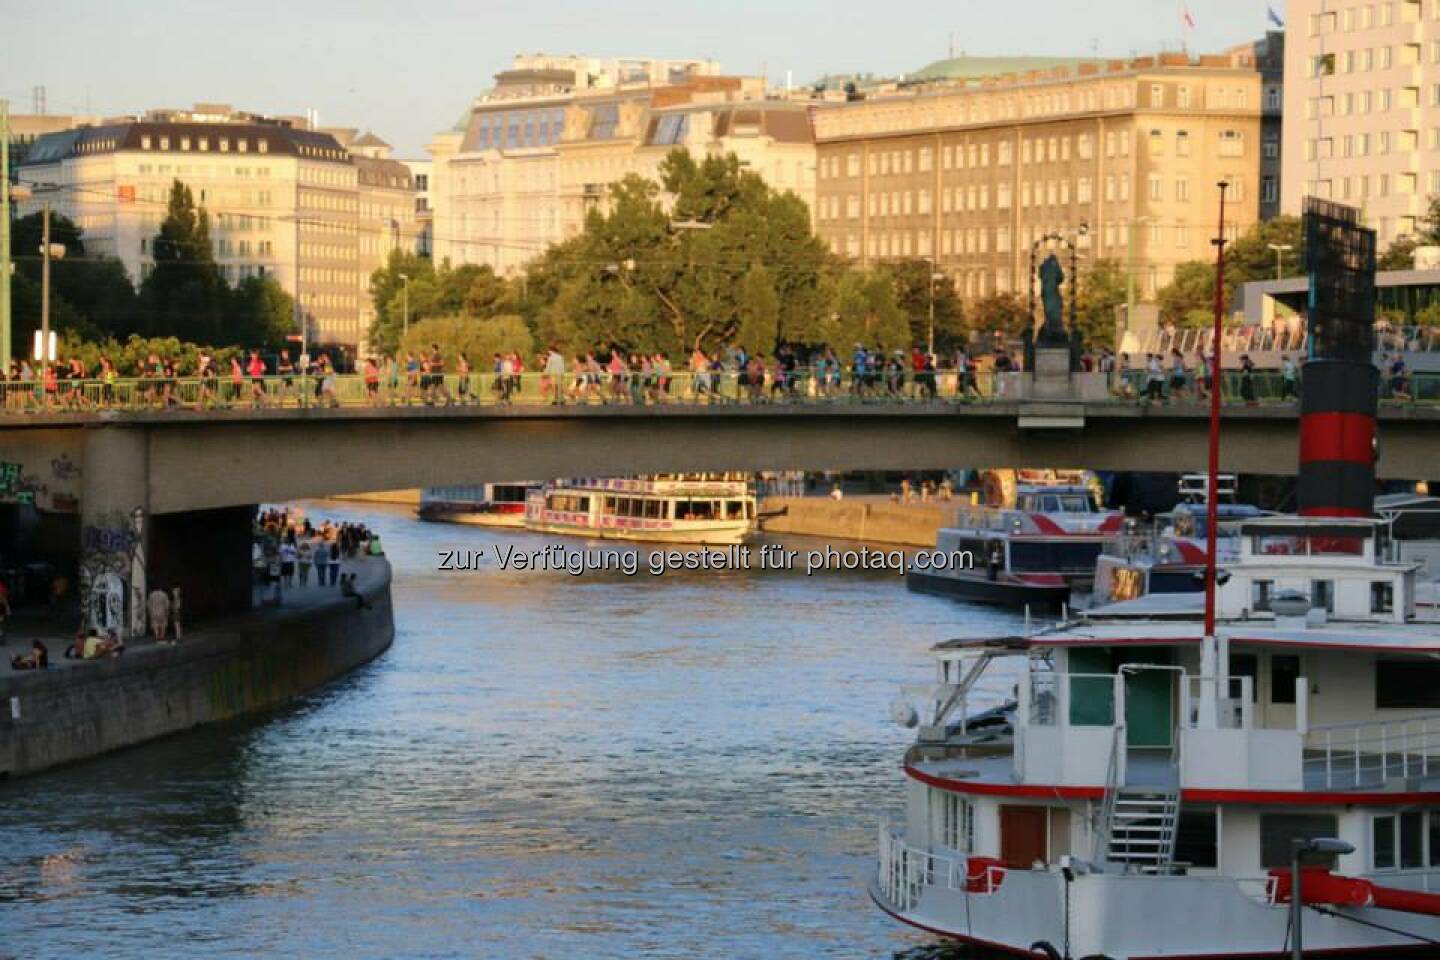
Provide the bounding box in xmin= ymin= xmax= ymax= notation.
xmin=1299 ymin=412 xmax=1375 ymax=465
xmin=870 ymin=884 xmax=1437 ymax=959
xmin=906 ymin=766 xmax=1440 ymax=805
xmin=1298 ymin=506 xmax=1372 ymax=518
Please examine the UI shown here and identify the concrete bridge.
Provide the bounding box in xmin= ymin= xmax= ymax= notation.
xmin=3 ymin=399 xmax=1437 ymax=626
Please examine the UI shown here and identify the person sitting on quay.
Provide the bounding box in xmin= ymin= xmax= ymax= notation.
xmin=340 ymin=573 xmax=372 ymax=610
xmin=10 ymin=639 xmax=49 ymax=671
xmin=148 ymin=587 xmax=174 ymax=643
xmin=64 ymin=629 xmax=123 ymax=660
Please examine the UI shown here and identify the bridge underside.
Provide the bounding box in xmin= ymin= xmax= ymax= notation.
xmin=137 ymin=407 xmax=1432 ymax=513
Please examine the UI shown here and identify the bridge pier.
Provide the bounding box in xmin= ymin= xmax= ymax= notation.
xmin=78 ymin=427 xmax=253 ymax=638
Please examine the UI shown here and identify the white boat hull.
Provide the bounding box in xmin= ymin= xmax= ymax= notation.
xmin=875 ymin=834 xmax=1440 ymax=958
xmin=524 ymin=517 xmax=751 ymax=545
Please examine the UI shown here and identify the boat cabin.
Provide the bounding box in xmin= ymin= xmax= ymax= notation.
xmin=899 ymin=516 xmax=1440 ymax=887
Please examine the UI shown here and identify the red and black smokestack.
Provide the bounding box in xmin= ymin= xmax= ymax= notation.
xmin=1298 ymin=198 xmax=1378 ymax=517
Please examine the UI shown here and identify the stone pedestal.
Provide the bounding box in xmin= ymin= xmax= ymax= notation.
xmin=1030 ymin=346 xmax=1074 ymax=400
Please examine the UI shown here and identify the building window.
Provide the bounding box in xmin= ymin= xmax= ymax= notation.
xmin=1262 ymin=177 xmax=1277 ymax=203
xmin=1174 ymin=808 xmax=1218 ymax=867
xmin=1373 ymin=812 xmax=1428 ymax=871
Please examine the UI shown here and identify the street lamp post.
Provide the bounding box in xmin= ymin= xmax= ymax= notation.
xmin=1 ymin=97 xmax=10 ymax=371
xmin=399 ymin=273 xmax=411 ymax=345
xmin=10 ymin=182 xmax=64 ymax=366
xmin=1289 ymin=838 xmax=1355 ymax=960
xmin=1268 ymin=242 xmax=1294 ymax=280
xmin=926 ymin=264 xmax=946 ymax=359
xmin=1124 ymin=217 xmax=1155 ymax=348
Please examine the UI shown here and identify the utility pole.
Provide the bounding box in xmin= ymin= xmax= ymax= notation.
xmin=1 ymin=98 xmax=10 ymax=370
xmin=399 ymin=273 xmax=411 ymax=343
xmin=41 ymin=199 xmax=51 ymax=365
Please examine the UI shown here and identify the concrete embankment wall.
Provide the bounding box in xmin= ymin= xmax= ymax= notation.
xmin=331 ymin=489 xmax=421 ymax=506
xmin=759 ymin=497 xmax=959 ymax=547
xmin=0 ymin=565 xmax=394 ymax=778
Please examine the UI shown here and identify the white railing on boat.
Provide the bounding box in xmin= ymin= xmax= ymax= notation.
xmin=876 ymin=825 xmax=1009 ymax=911
xmin=1304 ymin=715 xmax=1440 ymax=789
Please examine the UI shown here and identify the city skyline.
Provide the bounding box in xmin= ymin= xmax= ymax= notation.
xmin=5 ymin=0 xmax=1283 ymax=155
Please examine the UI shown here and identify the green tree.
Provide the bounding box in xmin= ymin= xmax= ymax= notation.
xmin=967 ymin=293 xmax=1031 ymax=339
xmin=228 ymin=275 xmax=295 ymax=351
xmin=139 ymin=180 xmax=226 ymax=342
xmin=9 ymin=211 xmax=138 ymax=344
xmin=367 ymin=251 xmax=518 ymax=355
xmin=521 ymin=150 xmax=835 ymax=357
xmin=885 ymin=259 xmax=965 ymax=350
xmin=400 ymin=314 xmax=534 ymax=364
xmin=1157 ymin=261 xmax=1220 ymax=326
xmin=1223 ymin=215 xmax=1305 ymax=289
xmin=1074 ymin=257 xmax=1128 ymax=348
xmin=736 ymin=266 xmax=780 ymax=355
xmin=822 ymin=269 xmax=909 ymax=351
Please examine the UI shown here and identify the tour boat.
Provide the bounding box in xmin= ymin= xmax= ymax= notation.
xmin=907 ymin=472 xmax=1124 ymax=610
xmin=417 ymin=484 xmax=534 ymax=527
xmin=1092 ymin=500 xmax=1270 ymax=606
xmin=877 ymin=515 xmax=1440 ymax=958
xmin=876 ymin=198 xmax=1440 ymax=958
xmin=523 ymin=474 xmax=755 ymax=544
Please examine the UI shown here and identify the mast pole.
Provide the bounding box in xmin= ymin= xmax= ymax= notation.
xmin=1199 ymin=181 xmax=1228 ymax=729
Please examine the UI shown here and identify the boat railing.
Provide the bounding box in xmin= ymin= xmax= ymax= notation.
xmin=1022 ymin=671 xmax=1122 ymax=729
xmin=1092 ymin=723 xmax=1126 ymax=862
xmin=877 ymin=823 xmax=961 ymax=910
xmin=1304 ymin=714 xmax=1440 ymax=789
xmin=1179 ymin=675 xmax=1256 ymax=731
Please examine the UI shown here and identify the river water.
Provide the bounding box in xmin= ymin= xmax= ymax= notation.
xmin=1 ymin=501 xmax=1023 ymax=959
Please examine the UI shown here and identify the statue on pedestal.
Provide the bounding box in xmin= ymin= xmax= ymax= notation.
xmin=1038 ymin=252 xmax=1068 ymax=346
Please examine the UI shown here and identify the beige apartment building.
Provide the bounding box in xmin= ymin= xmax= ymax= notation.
xmin=812 ymin=54 xmax=1262 ymax=302
xmin=17 ymin=104 xmax=417 ymax=354
xmin=429 ymin=54 xmax=815 ymax=275
xmin=1283 ymin=0 xmax=1440 ymax=245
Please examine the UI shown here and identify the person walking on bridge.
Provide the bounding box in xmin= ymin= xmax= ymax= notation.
xmin=544 ymin=346 xmax=565 ymax=404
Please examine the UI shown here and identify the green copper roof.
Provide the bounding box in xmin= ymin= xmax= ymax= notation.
xmin=910 ymin=55 xmax=1102 ymax=81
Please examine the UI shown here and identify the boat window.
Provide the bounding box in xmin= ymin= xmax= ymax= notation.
xmin=644 ymin=499 xmax=663 ymax=520
xmin=938 ymin=791 xmax=975 ymax=851
xmin=1251 ymin=580 xmax=1273 ymax=613
xmin=1173 ymin=807 xmax=1218 ymax=868
xmin=725 ymin=500 xmax=746 ymax=519
xmin=1371 ymin=581 xmax=1394 ymax=614
xmin=1402 ymin=811 xmax=1426 ymax=869
xmin=1311 ymin=580 xmax=1334 ymax=613
xmin=1376 ymin=660 xmax=1440 ymax=708
xmin=1260 ymin=813 xmax=1339 ymax=869
xmin=1228 ymin=653 xmax=1258 ymax=702
xmin=1039 ymin=495 xmax=1060 ymax=512
xmin=1374 ymin=815 xmax=1397 ymax=870
xmin=1430 ymin=810 xmax=1440 ymax=867
xmin=1057 ymin=494 xmax=1094 ymax=513
xmin=604 ymin=496 xmax=617 ymax=515
xmin=1008 ymin=540 xmax=1104 ymax=573
xmin=1269 ymin=654 xmax=1300 ymax=705
xmin=1370 ymin=812 xmax=1424 ymax=870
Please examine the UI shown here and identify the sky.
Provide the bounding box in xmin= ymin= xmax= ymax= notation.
xmin=4 ymin=0 xmax=1284 ymax=157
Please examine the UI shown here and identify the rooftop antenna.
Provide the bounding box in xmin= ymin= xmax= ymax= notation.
xmin=32 ymin=85 xmax=46 ymax=115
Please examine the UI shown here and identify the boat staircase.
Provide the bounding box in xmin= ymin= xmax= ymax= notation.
xmin=1104 ymin=788 xmax=1180 ymax=872
xmin=1092 ymin=726 xmax=1182 ymax=874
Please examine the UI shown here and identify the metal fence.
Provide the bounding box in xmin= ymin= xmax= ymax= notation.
xmin=2 ymin=366 xmax=1437 ymax=415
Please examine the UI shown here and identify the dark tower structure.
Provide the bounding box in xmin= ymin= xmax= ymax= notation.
xmin=1299 ymin=198 xmax=1378 ymax=517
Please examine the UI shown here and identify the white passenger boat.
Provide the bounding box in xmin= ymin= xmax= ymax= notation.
xmin=524 ymin=474 xmax=755 ymax=544
xmin=878 ymin=199 xmax=1440 ymax=958
xmin=417 ymin=484 xmax=534 ymax=527
xmin=879 ymin=516 xmax=1440 ymax=958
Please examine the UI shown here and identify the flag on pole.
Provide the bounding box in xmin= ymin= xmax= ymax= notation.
xmin=1182 ymin=4 xmax=1196 ymax=28
xmin=1267 ymin=5 xmax=1285 ymax=27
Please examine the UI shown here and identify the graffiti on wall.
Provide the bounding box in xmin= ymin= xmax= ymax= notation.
xmin=79 ymin=507 xmax=146 ymax=638
xmin=0 ymin=452 xmax=81 ymax=513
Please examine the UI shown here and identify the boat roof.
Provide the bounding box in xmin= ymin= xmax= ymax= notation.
xmin=934 ymin=591 xmax=1440 ymax=655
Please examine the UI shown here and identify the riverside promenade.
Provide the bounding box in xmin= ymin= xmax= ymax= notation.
xmin=0 ymin=557 xmax=394 ymax=778
xmin=759 ymin=494 xmax=962 ymax=547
